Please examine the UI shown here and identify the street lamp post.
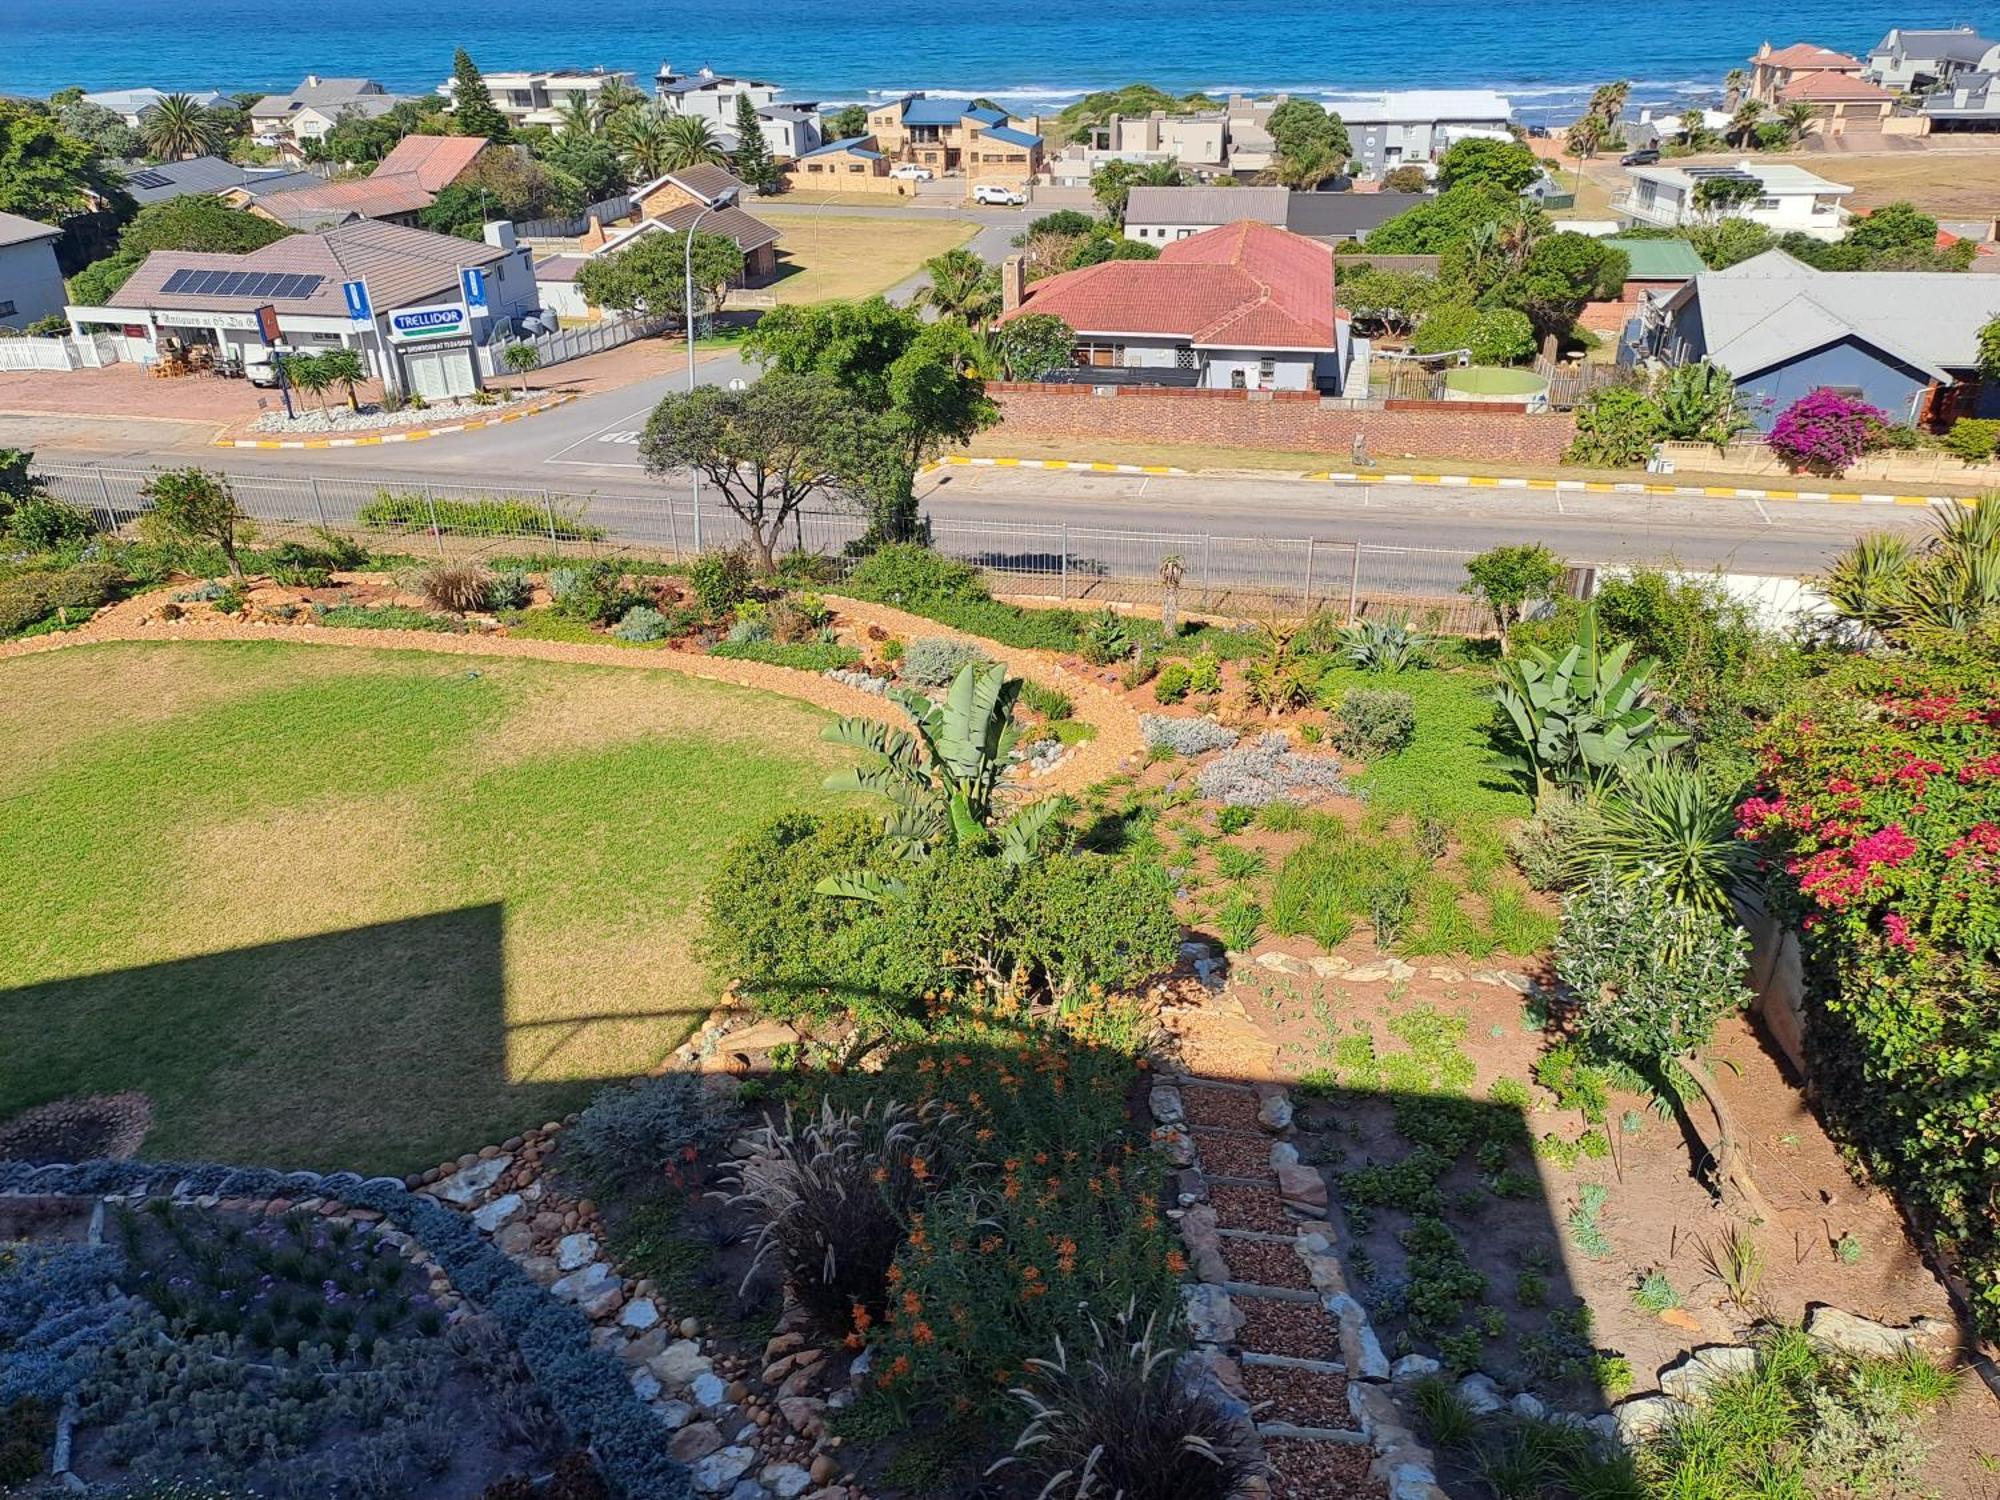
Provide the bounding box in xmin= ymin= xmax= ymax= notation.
xmin=683 ymin=189 xmax=737 ymax=553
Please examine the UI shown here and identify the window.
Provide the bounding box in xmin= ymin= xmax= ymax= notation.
xmin=1258 ymin=357 xmax=1276 ymax=388
xmin=1754 ymin=197 xmax=1778 ymax=211
xmin=1073 ymin=342 xmax=1126 ymax=368
xmin=1173 ymin=345 xmax=1197 ymax=369
xmin=1230 ymin=368 xmax=1247 ymax=389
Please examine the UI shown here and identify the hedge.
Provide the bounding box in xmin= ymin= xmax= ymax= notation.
xmin=1738 ymin=646 xmax=2000 ymax=1337
xmin=356 ymin=491 xmax=606 ymax=542
xmin=0 ymin=1160 xmax=690 ymax=1499
xmin=706 ymin=639 xmax=862 ymax=672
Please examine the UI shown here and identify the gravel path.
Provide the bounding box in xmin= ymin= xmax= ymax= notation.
xmin=1 ymin=589 xmax=1145 ymax=797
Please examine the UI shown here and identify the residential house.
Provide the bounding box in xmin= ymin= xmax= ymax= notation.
xmin=1123 ymin=186 xmax=1429 ymax=247
xmin=1773 ymin=69 xmax=1904 ymax=136
xmin=1864 ymin=27 xmax=2000 ymax=92
xmin=117 ymin=156 xmax=321 ymax=207
xmin=1923 ymin=70 xmax=2000 ymax=133
xmin=784 ymin=137 xmax=911 ymax=195
xmin=0 ymin=213 xmax=65 ymax=329
xmin=536 ymin=202 xmax=781 ymax=321
xmin=1746 ymin=42 xmax=1865 ymax=104
xmin=246 ymin=134 xmax=488 ymax=231
xmin=1579 ymin=236 xmax=1706 ymax=335
xmin=287 ymin=96 xmax=412 ymax=153
xmin=81 ymin=87 xmax=227 ymax=128
xmin=865 ymin=95 xmax=1043 ymax=179
xmin=750 ymin=106 xmax=823 ymax=162
xmin=996 ymin=218 xmax=1352 ymax=393
xmin=64 ymin=218 xmax=537 ymax=401
xmin=1221 ymin=95 xmax=1284 ymax=175
xmin=630 ymin=164 xmax=750 ymax=222
xmin=1630 ymin=248 xmax=2000 ymax=428
xmin=1319 ymin=90 xmax=1514 ymax=175
xmin=247 ymin=77 xmax=400 ymax=147
xmin=654 ymin=65 xmax=781 ymax=125
xmin=1616 ymin=160 xmax=1852 ymax=240
xmin=440 ymin=69 xmax=638 ymax=130
xmin=966 ymin=123 xmax=1044 ymax=194
xmin=1095 ymin=111 xmax=1229 ymax=170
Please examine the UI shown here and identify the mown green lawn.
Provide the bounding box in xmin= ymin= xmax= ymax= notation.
xmin=0 ymin=642 xmax=851 ymax=1175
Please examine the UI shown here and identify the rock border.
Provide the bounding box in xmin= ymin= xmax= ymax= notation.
xmin=0 ymin=1158 xmax=692 ymax=1500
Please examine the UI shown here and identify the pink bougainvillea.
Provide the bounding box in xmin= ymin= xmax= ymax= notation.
xmin=1767 ymin=388 xmax=1885 ymax=475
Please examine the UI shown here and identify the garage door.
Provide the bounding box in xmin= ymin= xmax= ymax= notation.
xmin=401 ymin=345 xmax=476 ymax=402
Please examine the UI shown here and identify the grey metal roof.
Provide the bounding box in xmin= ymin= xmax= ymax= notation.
xmin=0 ymin=211 xmax=60 ymax=248
xmin=1675 ymin=250 xmax=2000 ymax=382
xmin=1124 ymin=185 xmax=1288 ymax=227
xmin=119 ymin=156 xmax=257 ymax=204
xmin=1286 ymin=191 xmax=1430 ymax=242
xmin=249 ymin=78 xmax=388 ymax=119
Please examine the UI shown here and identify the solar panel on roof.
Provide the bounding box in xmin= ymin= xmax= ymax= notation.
xmin=161 ymin=269 xmax=195 ymax=294
xmin=127 ymin=170 xmax=171 ymax=189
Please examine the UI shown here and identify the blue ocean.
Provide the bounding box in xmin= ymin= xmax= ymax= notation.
xmin=0 ymin=0 xmax=1954 ymax=120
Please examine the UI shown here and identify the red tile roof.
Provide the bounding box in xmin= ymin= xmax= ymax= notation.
xmin=1757 ymin=42 xmax=1863 ymax=69
xmin=1003 ymin=220 xmax=1339 ymax=351
xmin=373 ymin=134 xmax=490 ymax=191
xmin=1780 ymin=71 xmax=1896 ymax=101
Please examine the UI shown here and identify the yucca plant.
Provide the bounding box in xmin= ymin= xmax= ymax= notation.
xmin=989 ymin=1305 xmax=1257 ymax=1500
xmin=1573 ymin=762 xmax=1755 ymax=913
xmin=816 ymin=662 xmax=1059 ymax=900
xmin=1821 ymin=501 xmax=2000 ymax=642
xmin=419 ymin=561 xmax=495 ymax=614
xmin=720 ymin=1097 xmax=965 ymax=1326
xmin=1493 ymin=603 xmax=1686 ymax=800
xmin=1822 ymin=532 xmax=1914 ymax=635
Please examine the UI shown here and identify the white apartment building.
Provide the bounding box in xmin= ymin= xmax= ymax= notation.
xmin=654 ymin=65 xmax=781 ymax=125
xmin=439 ymin=68 xmax=639 ymax=129
xmin=1616 ymin=160 xmax=1853 ymax=240
xmin=1320 ymin=89 xmax=1515 ymax=174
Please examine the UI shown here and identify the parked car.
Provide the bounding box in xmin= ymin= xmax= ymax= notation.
xmin=972 ymin=183 xmax=1028 ymax=206
xmin=1621 ymin=147 xmax=1661 ymax=166
xmin=889 ymin=164 xmax=933 ymax=181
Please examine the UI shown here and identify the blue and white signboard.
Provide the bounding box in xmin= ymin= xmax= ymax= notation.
xmin=387 ymin=301 xmax=470 ymax=344
xmin=341 ymin=279 xmax=373 ymax=324
xmin=458 ymin=266 xmax=489 ymax=319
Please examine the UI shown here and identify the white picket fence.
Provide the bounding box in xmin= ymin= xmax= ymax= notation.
xmin=0 ymin=337 xmax=80 ymax=373
xmin=474 ymin=312 xmax=671 ymax=377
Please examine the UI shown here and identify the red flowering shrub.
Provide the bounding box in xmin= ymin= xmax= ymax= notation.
xmin=1740 ymin=644 xmax=2000 ymax=1333
xmin=1766 ymin=389 xmax=1886 ymax=475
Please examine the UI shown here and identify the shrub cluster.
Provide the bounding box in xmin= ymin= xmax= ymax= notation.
xmin=563 ymin=1074 xmax=734 ymax=1192
xmin=0 ymin=563 xmax=124 ymax=638
xmin=357 ymin=492 xmax=603 ymax=541
xmin=899 ymin=635 xmax=993 ymax=688
xmin=1332 ymin=688 xmax=1416 ymax=758
xmin=1196 ymin=733 xmax=1350 ymax=806
xmin=1138 ymin=715 xmax=1237 ymax=757
xmin=707 ymin=639 xmax=861 ymax=671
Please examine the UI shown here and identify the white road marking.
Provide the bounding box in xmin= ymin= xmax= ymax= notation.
xmin=541 ymin=406 xmax=656 ymax=466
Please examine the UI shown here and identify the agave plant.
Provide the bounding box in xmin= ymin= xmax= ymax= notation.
xmin=1820 ymin=501 xmax=2000 ymax=641
xmin=1494 ymin=603 xmax=1686 ymax=799
xmin=1572 ymin=762 xmax=1755 ymax=913
xmin=989 ymin=1304 xmax=1257 ymax=1500
xmin=1338 ymin=614 xmax=1432 ymax=672
xmin=1821 ymin=532 xmax=1915 ymax=635
xmin=815 ymin=661 xmax=1058 ymax=900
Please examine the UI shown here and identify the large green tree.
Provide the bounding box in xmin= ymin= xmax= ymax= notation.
xmin=448 ymin=49 xmax=511 ymax=140
xmin=1435 ymin=137 xmax=1542 ymax=193
xmin=68 ymin=195 xmax=293 ymax=306
xmin=637 ymin=370 xmax=861 ymax=572
xmin=731 ymin=92 xmax=780 ymax=194
xmin=1266 ymin=98 xmax=1352 ymax=189
xmin=420 ymin=151 xmax=569 ymax=237
xmin=1089 ymin=158 xmax=1183 ymax=224
xmin=826 ymin=104 xmax=870 ymax=140
xmin=1491 ymin=231 xmax=1628 ymax=340
xmin=908 ymin=247 xmax=1000 ymax=327
xmin=1365 ymin=182 xmax=1528 ymax=254
xmin=573 ymin=226 xmax=745 ymax=325
xmin=0 ymin=102 xmax=126 ymax=221
xmin=142 ymin=93 xmax=221 ymax=161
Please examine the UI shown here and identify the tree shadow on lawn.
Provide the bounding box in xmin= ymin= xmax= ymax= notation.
xmin=0 ymin=903 xmax=704 ymax=1182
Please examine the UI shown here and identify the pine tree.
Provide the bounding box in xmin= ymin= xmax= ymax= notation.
xmin=732 ymin=91 xmax=778 ymax=194
xmin=449 ymin=49 xmax=510 ymax=141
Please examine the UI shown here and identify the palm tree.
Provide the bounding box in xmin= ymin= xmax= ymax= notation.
xmin=556 ymin=90 xmax=601 ymax=140
xmin=144 ymin=93 xmax=220 ymax=161
xmin=1565 ymin=113 xmax=1604 ymax=192
xmin=616 ymin=109 xmax=673 ymax=179
xmin=1723 ymin=68 xmax=1748 ymax=110
xmin=1730 ymin=100 xmax=1766 ymax=148
xmin=909 ymin=248 xmax=1001 ymax=327
xmin=659 ymin=114 xmax=730 ymax=171
xmin=1677 ymin=108 xmax=1709 ymax=152
xmin=1269 ymin=143 xmax=1342 ymax=191
xmin=1779 ymin=101 xmax=1817 ymax=145
xmin=594 ymin=78 xmax=647 ymax=130
xmin=1588 ymin=80 xmax=1631 ymax=132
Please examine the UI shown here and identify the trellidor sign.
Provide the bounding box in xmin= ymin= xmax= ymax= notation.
xmin=387 ymin=301 xmax=469 ymax=343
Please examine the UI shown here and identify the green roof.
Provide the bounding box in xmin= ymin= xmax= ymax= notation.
xmin=1603 ymin=237 xmax=1707 ymax=281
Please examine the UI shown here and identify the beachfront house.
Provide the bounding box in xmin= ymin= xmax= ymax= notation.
xmin=997 ymin=219 xmax=1352 ymax=394
xmin=1746 ymin=42 xmax=1865 ymax=105
xmin=1616 ymin=160 xmax=1852 ymax=240
xmin=1923 ymin=70 xmax=2000 ymax=134
xmin=1321 ymin=90 xmax=1514 ymax=175
xmin=1864 ymin=27 xmax=2000 ymax=92
xmin=631 ymin=164 xmax=750 ymax=221
xmin=1122 ymin=186 xmax=1428 ymax=247
xmin=1630 ymin=248 xmax=2000 ymax=429
xmin=784 ymin=137 xmax=912 ymax=195
xmin=1775 ymin=70 xmax=1903 ymax=136
xmin=80 ymin=87 xmax=228 ymax=129
xmin=0 ymin=213 xmax=66 ymax=331
xmin=440 ymin=68 xmax=638 ymax=130
xmin=654 ymin=66 xmax=781 ymax=124
xmin=248 ymin=78 xmax=402 ymax=148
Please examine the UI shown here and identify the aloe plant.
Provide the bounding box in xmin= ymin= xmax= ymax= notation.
xmin=816 ymin=661 xmax=1058 ymax=901
xmin=1494 ymin=603 xmax=1686 ymax=799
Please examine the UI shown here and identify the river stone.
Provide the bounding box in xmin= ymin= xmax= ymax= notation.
xmin=669 ymin=1421 xmax=723 ymax=1462
xmin=551 ymin=1261 xmax=615 ymax=1305
xmin=471 ymin=1193 xmax=523 ymax=1233
xmin=1804 ymin=1306 xmax=1948 ymax=1360
xmin=691 ymin=1370 xmax=731 ymax=1410
xmin=1612 ymin=1395 xmax=1682 ymax=1445
xmin=655 ymin=1398 xmax=695 ymax=1430
xmin=556 ymin=1231 xmax=600 ymax=1271
xmin=1276 ymin=1163 xmax=1328 ymax=1214
xmin=1456 ymin=1374 xmax=1505 ymax=1415
xmin=630 ymin=1369 xmax=663 ymax=1402
xmin=1181 ymin=1283 xmax=1242 ymax=1345
xmin=650 ymin=1338 xmax=713 ymax=1390
xmin=1324 ymin=1293 xmax=1390 ymax=1380
xmin=1391 ymin=1355 xmax=1441 ymax=1386
xmin=1149 ymin=1085 xmax=1185 ymax=1125
xmin=690 ymin=1447 xmax=756 ymax=1494
xmin=1255 ymin=951 xmax=1312 ymax=975
xmin=1659 ymin=1344 xmax=1758 ymax=1402
xmin=620 ymin=1296 xmax=662 ymax=1330
xmin=433 ymin=1154 xmax=511 ymax=1205
xmin=762 ymin=1464 xmax=813 ymax=1499
xmin=1256 ymin=1092 xmax=1294 ymax=1132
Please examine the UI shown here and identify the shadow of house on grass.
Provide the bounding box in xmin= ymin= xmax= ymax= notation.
xmin=0 ymin=903 xmax=704 ymax=1182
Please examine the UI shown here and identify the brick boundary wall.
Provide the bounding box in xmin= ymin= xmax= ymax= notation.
xmin=988 ymin=383 xmax=1577 ymax=465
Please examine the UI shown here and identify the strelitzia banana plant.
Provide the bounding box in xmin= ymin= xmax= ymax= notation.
xmin=815 ymin=661 xmax=1059 ymax=903
xmin=1494 ymin=603 xmax=1686 ymax=801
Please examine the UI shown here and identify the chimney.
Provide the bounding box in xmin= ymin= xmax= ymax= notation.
xmin=483 ymin=220 xmax=518 ymax=251
xmin=1001 ymin=255 xmax=1027 ymax=314
xmin=580 ymin=213 xmax=607 ymax=250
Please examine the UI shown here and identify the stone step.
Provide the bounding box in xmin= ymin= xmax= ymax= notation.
xmin=1242 ymin=1351 xmax=1346 ymax=1375
xmin=1223 ymin=1281 xmax=1319 ymax=1304
xmin=1215 ymin=1227 xmax=1298 ymax=1245
xmin=1256 ymin=1420 xmax=1370 ymax=1445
